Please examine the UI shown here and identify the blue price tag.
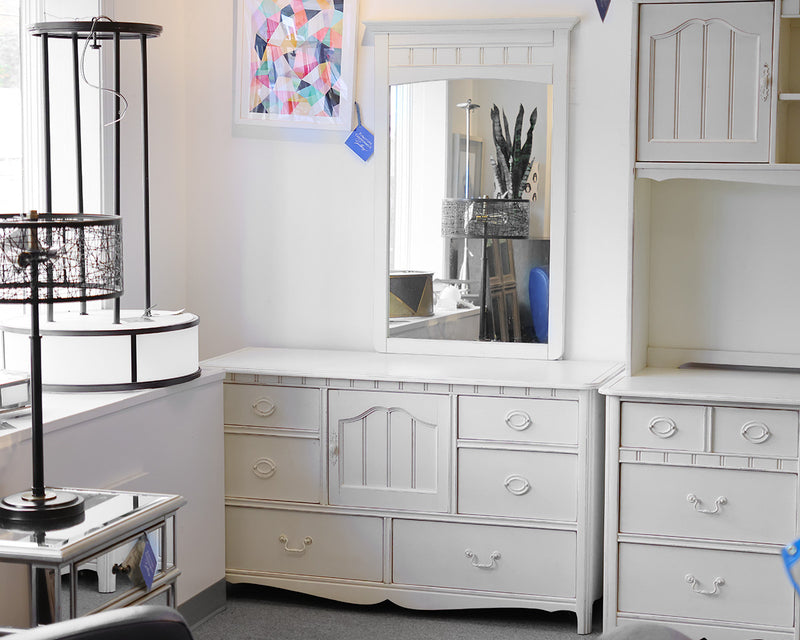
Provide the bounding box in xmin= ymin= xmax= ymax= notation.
xmin=138 ymin=535 xmax=158 ymax=591
xmin=346 ymin=102 xmax=374 ymax=161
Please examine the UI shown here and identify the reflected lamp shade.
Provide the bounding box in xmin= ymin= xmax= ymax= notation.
xmin=441 ymin=198 xmax=530 ymax=238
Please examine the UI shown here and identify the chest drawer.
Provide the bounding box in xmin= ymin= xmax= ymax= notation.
xmin=618 ymin=543 xmax=793 ymax=628
xmin=458 ymin=448 xmax=577 ymax=521
xmin=392 ymin=519 xmax=575 ymax=598
xmin=458 ymin=396 xmax=577 ymax=445
xmin=621 ymin=402 xmax=704 ymax=451
xmin=226 ymin=507 xmax=383 ymax=582
xmin=225 ymin=433 xmax=321 ymax=503
xmin=224 ymin=384 xmax=320 ymax=430
xmin=713 ymin=407 xmax=798 ymax=458
xmin=619 ymin=464 xmax=795 ymax=544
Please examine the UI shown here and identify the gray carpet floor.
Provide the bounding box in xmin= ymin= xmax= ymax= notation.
xmin=192 ymin=583 xmax=603 ymax=640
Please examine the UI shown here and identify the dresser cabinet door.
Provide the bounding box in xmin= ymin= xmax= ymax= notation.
xmin=637 ymin=1 xmax=774 ymax=162
xmin=328 ymin=390 xmax=451 ymax=512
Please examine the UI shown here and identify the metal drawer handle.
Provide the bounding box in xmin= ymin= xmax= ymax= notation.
xmin=279 ymin=535 xmax=312 ymax=554
xmin=252 ymin=457 xmax=276 ymax=479
xmin=504 ymin=474 xmax=531 ymax=496
xmin=504 ymin=410 xmax=532 ymax=431
xmin=760 ymin=63 xmax=771 ymax=102
xmin=741 ymin=421 xmax=771 ymax=444
xmin=329 ymin=431 xmax=339 ymax=465
xmin=648 ymin=416 xmax=677 ymax=439
xmin=687 ymin=493 xmax=727 ymax=514
xmin=252 ymin=397 xmax=277 ymax=417
xmin=465 ymin=549 xmax=501 ymax=569
xmin=685 ymin=573 xmax=725 ymax=596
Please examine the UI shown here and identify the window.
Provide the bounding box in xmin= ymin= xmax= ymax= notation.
xmin=0 ymin=0 xmax=22 ymax=212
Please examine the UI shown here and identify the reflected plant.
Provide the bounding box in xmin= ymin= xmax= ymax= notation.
xmin=489 ymin=104 xmax=537 ymax=200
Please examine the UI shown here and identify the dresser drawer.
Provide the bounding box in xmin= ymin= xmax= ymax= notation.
xmin=618 ymin=543 xmax=793 ymax=627
xmin=224 ymin=384 xmax=320 ymax=430
xmin=226 ymin=507 xmax=383 ymax=582
xmin=712 ymin=407 xmax=798 ymax=458
xmin=621 ymin=402 xmax=704 ymax=451
xmin=458 ymin=396 xmax=577 ymax=445
xmin=619 ymin=464 xmax=795 ymax=544
xmin=225 ymin=433 xmax=321 ymax=503
xmin=392 ymin=519 xmax=575 ymax=598
xmin=458 ymin=448 xmax=577 ymax=521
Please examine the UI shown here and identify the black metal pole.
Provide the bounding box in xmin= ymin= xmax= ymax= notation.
xmin=41 ymin=35 xmax=54 ymax=324
xmin=29 ymin=259 xmax=45 ymax=499
xmin=141 ymin=34 xmax=152 ymax=314
xmin=72 ymin=33 xmax=88 ymax=315
xmin=113 ymin=31 xmax=121 ymax=325
xmin=479 ymin=222 xmax=489 ymax=341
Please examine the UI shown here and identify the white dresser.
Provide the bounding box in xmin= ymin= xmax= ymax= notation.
xmin=203 ymin=347 xmax=621 ymax=634
xmin=603 ymin=368 xmax=800 ymax=640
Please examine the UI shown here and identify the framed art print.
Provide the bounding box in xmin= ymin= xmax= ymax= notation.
xmin=234 ymin=0 xmax=359 ymax=130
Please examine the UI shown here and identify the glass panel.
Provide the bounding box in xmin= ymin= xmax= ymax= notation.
xmin=388 ymin=79 xmax=551 ymax=343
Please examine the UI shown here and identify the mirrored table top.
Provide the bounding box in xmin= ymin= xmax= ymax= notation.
xmin=0 ymin=488 xmax=185 ymax=564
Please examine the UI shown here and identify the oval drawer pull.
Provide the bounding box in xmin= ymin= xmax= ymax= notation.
xmin=648 ymin=416 xmax=677 ymax=438
xmin=464 ymin=549 xmax=501 ymax=569
xmin=685 ymin=573 xmax=725 ymax=596
xmin=741 ymin=421 xmax=771 ymax=444
xmin=279 ymin=535 xmax=312 ymax=554
xmin=686 ymin=493 xmax=727 ymax=514
xmin=252 ymin=397 xmax=277 ymax=417
xmin=252 ymin=457 xmax=277 ymax=479
xmin=504 ymin=410 xmax=532 ymax=431
xmin=504 ymin=474 xmax=531 ymax=496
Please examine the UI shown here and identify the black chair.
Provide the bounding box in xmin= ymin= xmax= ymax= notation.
xmin=0 ymin=607 xmax=193 ymax=640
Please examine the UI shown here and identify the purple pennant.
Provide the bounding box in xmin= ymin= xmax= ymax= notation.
xmin=595 ymin=0 xmax=610 ymax=21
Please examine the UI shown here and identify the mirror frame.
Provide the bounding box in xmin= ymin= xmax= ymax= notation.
xmin=365 ymin=18 xmax=578 ymax=359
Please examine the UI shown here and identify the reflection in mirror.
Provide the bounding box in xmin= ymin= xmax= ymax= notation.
xmin=388 ymin=79 xmax=551 ymax=343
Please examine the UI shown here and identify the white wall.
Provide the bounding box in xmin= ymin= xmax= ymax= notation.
xmin=113 ymin=0 xmax=634 ymax=363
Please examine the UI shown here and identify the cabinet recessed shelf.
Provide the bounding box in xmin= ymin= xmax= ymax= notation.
xmin=779 ymin=93 xmax=800 ymax=100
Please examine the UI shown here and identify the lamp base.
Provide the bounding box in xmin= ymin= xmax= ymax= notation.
xmin=0 ymin=488 xmax=85 ymax=529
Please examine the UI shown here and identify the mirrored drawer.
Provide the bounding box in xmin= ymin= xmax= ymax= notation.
xmin=224 ymin=384 xmax=320 ymax=431
xmin=226 ymin=507 xmax=383 ymax=582
xmin=392 ymin=519 xmax=575 ymax=598
xmin=618 ymin=543 xmax=792 ymax=628
xmin=712 ymin=407 xmax=798 ymax=458
xmin=458 ymin=448 xmax=577 ymax=521
xmin=621 ymin=402 xmax=704 ymax=451
xmin=619 ymin=463 xmax=795 ymax=544
xmin=458 ymin=396 xmax=578 ymax=445
xmin=225 ymin=433 xmax=321 ymax=503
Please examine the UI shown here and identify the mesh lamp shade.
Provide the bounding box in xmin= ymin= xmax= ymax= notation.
xmin=0 ymin=212 xmax=122 ymax=528
xmin=441 ymin=198 xmax=530 ymax=239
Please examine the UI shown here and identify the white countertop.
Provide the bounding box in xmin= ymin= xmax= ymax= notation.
xmin=601 ymin=366 xmax=800 ymax=405
xmin=202 ymin=347 xmax=623 ymax=390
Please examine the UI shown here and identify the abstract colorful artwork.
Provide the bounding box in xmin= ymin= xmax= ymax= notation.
xmin=235 ymin=0 xmax=358 ymax=129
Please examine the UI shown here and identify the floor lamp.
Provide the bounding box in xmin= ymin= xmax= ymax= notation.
xmin=0 ymin=212 xmax=122 ymax=528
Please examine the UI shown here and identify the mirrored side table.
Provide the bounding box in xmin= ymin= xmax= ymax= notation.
xmin=0 ymin=488 xmax=185 ymax=628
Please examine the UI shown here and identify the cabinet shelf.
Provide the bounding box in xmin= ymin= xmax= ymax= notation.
xmin=635 ymin=162 xmax=800 ymax=186
xmin=779 ymin=93 xmax=800 ymax=100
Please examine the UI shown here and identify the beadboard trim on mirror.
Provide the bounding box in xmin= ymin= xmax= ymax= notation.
xmin=366 ymin=18 xmax=577 ymax=361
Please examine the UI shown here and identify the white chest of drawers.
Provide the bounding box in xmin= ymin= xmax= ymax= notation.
xmin=602 ymin=368 xmax=800 ymax=640
xmin=203 ymin=347 xmax=621 ymax=634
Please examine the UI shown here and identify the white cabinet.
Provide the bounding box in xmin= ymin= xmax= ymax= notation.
xmin=637 ymin=1 xmax=775 ymax=162
xmin=603 ymin=372 xmax=800 ymax=639
xmin=204 ymin=347 xmax=621 ymax=635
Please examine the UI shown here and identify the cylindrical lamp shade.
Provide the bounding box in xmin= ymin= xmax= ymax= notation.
xmin=0 ymin=213 xmax=122 ymax=303
xmin=442 ymin=198 xmax=530 ymax=238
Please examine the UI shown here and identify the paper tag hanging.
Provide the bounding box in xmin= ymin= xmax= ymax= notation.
xmin=346 ymin=102 xmax=374 ymax=161
xmin=595 ymin=0 xmax=611 ymax=21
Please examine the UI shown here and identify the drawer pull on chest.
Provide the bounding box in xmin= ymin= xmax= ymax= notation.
xmin=252 ymin=457 xmax=277 ymax=479
xmin=686 ymin=493 xmax=727 ymax=514
xmin=685 ymin=573 xmax=725 ymax=596
xmin=279 ymin=534 xmax=312 ymax=554
xmin=648 ymin=416 xmax=677 ymax=439
xmin=503 ymin=474 xmax=532 ymax=496
xmin=741 ymin=421 xmax=771 ymax=444
xmin=252 ymin=397 xmax=277 ymax=417
xmin=464 ymin=549 xmax=501 ymax=569
xmin=504 ymin=410 xmax=532 ymax=431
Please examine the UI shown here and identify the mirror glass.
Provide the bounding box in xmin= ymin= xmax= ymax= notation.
xmin=387 ymin=79 xmax=552 ymax=344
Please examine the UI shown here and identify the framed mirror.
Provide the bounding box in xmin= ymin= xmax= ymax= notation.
xmin=366 ymin=18 xmax=577 ymax=359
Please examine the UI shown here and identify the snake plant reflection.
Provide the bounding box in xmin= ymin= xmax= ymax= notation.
xmin=490 ymin=104 xmax=538 ymax=199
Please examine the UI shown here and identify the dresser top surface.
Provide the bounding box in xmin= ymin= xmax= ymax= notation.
xmin=603 ymin=367 xmax=800 ymax=405
xmin=202 ymin=347 xmax=622 ymax=390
